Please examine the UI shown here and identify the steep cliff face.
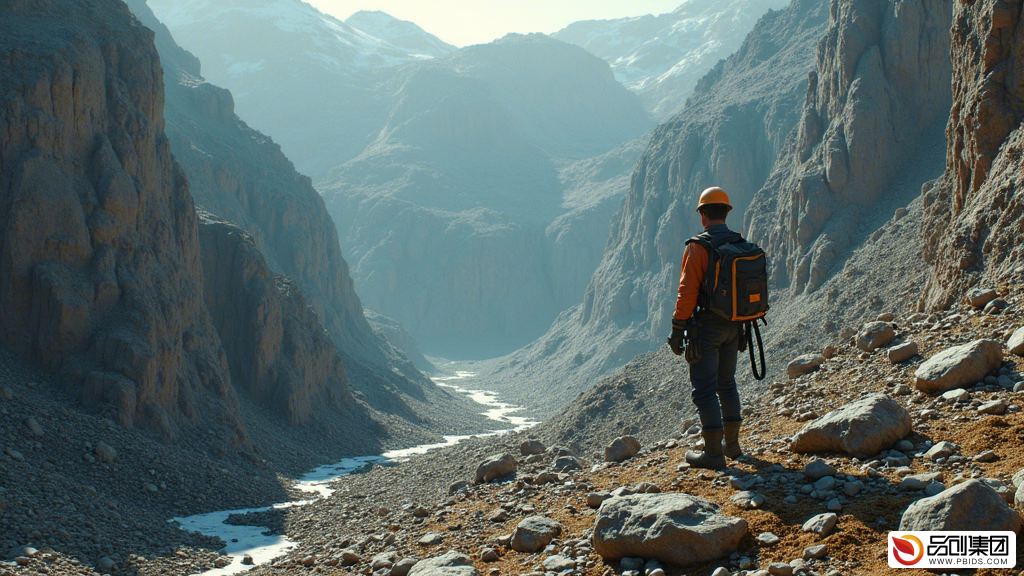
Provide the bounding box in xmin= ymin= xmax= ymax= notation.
xmin=921 ymin=0 xmax=1024 ymax=308
xmin=198 ymin=216 xmax=348 ymax=426
xmin=747 ymin=0 xmax=953 ymax=294
xmin=123 ymin=0 xmax=493 ymax=434
xmin=482 ymin=0 xmax=830 ymax=414
xmin=0 ymin=0 xmax=241 ymax=441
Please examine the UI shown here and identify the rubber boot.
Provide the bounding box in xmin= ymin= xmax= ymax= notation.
xmin=685 ymin=429 xmax=726 ymax=470
xmin=723 ymin=421 xmax=742 ymax=459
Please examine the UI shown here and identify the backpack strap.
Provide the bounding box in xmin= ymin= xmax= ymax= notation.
xmin=745 ymin=318 xmax=767 ymax=380
xmin=686 ymin=231 xmax=744 ymax=310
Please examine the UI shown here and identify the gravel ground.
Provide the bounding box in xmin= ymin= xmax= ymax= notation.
xmin=4 ymin=285 xmax=1024 ymax=576
xmin=0 ymin=343 xmax=501 ymax=576
xmin=171 ymin=285 xmax=1024 ymax=576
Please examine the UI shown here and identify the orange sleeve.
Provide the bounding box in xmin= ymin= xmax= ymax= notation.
xmin=673 ymin=242 xmax=707 ymax=321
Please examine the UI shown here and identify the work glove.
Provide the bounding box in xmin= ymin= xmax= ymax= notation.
xmin=667 ymin=327 xmax=685 ymax=356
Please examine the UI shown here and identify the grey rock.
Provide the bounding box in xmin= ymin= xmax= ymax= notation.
xmin=1012 ymin=468 xmax=1024 ymax=489
xmin=711 ymin=568 xmax=729 ymax=576
xmin=587 ymin=492 xmax=611 ymax=508
xmin=896 ymin=439 xmax=915 ymax=452
xmin=804 ymin=544 xmax=827 ymax=560
xmin=510 ymin=516 xmax=563 ymax=553
xmin=914 ymin=339 xmax=1004 ymax=393
xmin=392 ymin=558 xmax=418 ymax=576
xmin=757 ymin=532 xmax=780 ymax=546
xmin=801 ymin=513 xmax=838 ymax=536
xmin=941 ymin=388 xmax=969 ymax=402
xmin=475 ymin=453 xmax=517 ymax=484
xmin=1008 ymin=326 xmax=1024 ymax=356
xmin=974 ymin=450 xmax=998 ymax=462
xmin=448 ymin=481 xmax=471 ymax=495
xmin=9 ymin=547 xmax=38 ymax=559
xmin=787 ymin=354 xmax=826 ymax=379
xmin=979 ymin=478 xmax=1014 ymax=504
xmin=97 ymin=557 xmax=116 ymax=572
xmin=826 ymin=498 xmax=842 ymax=512
xmin=371 ymin=552 xmax=397 ymax=570
xmin=23 ymin=418 xmax=43 ymax=438
xmin=340 ymin=550 xmax=361 ymax=566
xmin=730 ymin=491 xmax=765 ymax=509
xmin=924 ymin=441 xmax=957 ymax=461
xmin=418 ymin=533 xmax=444 ymax=546
xmin=984 ymin=298 xmax=1008 ymax=313
xmin=592 ymin=493 xmax=747 ymax=566
xmin=479 ymin=548 xmax=499 ymax=563
xmin=619 ymin=558 xmax=644 ymax=571
xmin=978 ymin=399 xmax=1007 ymax=415
xmin=520 ymin=440 xmax=546 ymax=456
xmin=844 ymin=481 xmax=864 ymax=497
xmin=790 ymin=393 xmax=911 ymax=457
xmin=803 ymin=460 xmax=837 ymax=480
xmin=604 ymin=436 xmax=642 ymax=462
xmin=856 ymin=322 xmax=895 ymax=352
xmin=552 ymin=455 xmax=582 ymax=472
xmin=768 ymin=562 xmax=794 ymax=576
xmin=924 ymin=482 xmax=945 ymax=496
xmin=541 ymin=555 xmax=574 ymax=571
xmin=94 ymin=442 xmax=117 ymax=463
xmin=901 ymin=479 xmax=1021 ymax=532
xmin=814 ymin=476 xmax=836 ymax=491
xmin=968 ymin=288 xmax=998 ymax=308
xmin=408 ymin=551 xmax=479 ymax=576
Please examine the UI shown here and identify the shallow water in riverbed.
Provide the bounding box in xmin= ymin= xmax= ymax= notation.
xmin=169 ymin=371 xmax=538 ymax=575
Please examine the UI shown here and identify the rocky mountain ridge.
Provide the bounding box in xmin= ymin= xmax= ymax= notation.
xmin=146 ymin=0 xmax=657 ymax=358
xmin=481 ymin=0 xmax=830 ymax=414
xmin=121 ymin=0 xmax=476 ymax=433
xmin=552 ymin=0 xmax=790 ymax=119
xmin=318 ymin=34 xmax=653 ymax=357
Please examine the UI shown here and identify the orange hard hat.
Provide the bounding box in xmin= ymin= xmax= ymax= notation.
xmin=696 ymin=187 xmax=732 ymax=212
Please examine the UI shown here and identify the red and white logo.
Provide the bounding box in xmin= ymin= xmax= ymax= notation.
xmin=890 ymin=534 xmax=924 ymax=566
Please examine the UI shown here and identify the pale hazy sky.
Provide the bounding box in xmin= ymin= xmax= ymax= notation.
xmin=307 ymin=0 xmax=684 ymax=47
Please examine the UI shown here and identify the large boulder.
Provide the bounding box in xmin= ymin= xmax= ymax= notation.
xmin=604 ymin=436 xmax=642 ymax=462
xmin=787 ymin=354 xmax=825 ymax=379
xmin=790 ymin=393 xmax=911 ymax=457
xmin=1009 ymin=327 xmax=1024 ymax=357
xmin=899 ymin=479 xmax=1021 ymax=533
xmin=914 ymin=339 xmax=1003 ymax=393
xmin=511 ymin=516 xmax=563 ymax=553
xmin=475 ymin=453 xmax=517 ymax=484
xmin=968 ymin=288 xmax=998 ymax=308
xmin=856 ymin=322 xmax=896 ymax=352
xmin=407 ymin=551 xmax=479 ymax=576
xmin=520 ymin=440 xmax=546 ymax=456
xmin=887 ymin=342 xmax=919 ymax=364
xmin=592 ymin=493 xmax=747 ymax=566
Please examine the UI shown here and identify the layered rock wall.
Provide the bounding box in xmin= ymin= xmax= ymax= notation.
xmin=921 ymin=0 xmax=1024 ymax=307
xmin=746 ymin=0 xmax=952 ymax=293
xmin=0 ymin=0 xmax=241 ymax=440
xmin=198 ymin=217 xmax=347 ymax=425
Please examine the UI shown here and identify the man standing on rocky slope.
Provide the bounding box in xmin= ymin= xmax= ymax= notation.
xmin=667 ymin=187 xmax=744 ymax=470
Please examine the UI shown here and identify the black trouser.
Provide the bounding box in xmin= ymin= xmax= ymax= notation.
xmin=688 ymin=315 xmax=742 ymax=431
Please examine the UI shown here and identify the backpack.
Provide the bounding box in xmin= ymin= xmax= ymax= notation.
xmin=687 ymin=231 xmax=770 ymax=379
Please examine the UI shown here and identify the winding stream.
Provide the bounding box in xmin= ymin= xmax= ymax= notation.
xmin=169 ymin=372 xmax=538 ymax=576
